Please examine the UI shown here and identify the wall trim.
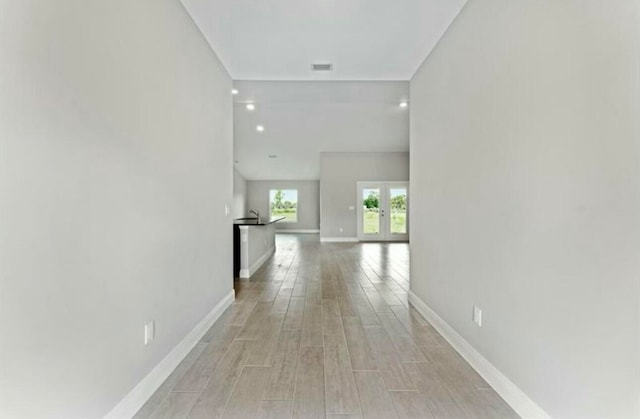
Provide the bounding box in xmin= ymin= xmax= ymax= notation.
xmin=276 ymin=229 xmax=320 ymax=234
xmin=104 ymin=290 xmax=235 ymax=419
xmin=239 ymin=246 xmax=275 ymax=279
xmin=407 ymin=291 xmax=551 ymax=419
xmin=320 ymin=237 xmax=359 ymax=243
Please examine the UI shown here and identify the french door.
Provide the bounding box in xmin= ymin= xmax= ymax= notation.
xmin=357 ymin=181 xmax=409 ymax=241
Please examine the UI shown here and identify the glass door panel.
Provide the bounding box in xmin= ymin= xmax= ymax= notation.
xmin=389 ymin=187 xmax=407 ymax=235
xmin=362 ymin=188 xmax=380 ymax=235
xmin=357 ymin=182 xmax=409 ymax=242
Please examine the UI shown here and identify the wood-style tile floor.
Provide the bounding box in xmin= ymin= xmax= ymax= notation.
xmin=135 ymin=234 xmax=519 ymax=419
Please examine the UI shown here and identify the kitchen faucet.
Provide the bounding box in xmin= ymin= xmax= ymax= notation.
xmin=249 ymin=209 xmax=260 ymax=219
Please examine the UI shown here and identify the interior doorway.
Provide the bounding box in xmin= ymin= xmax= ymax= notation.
xmin=357 ymin=181 xmax=409 ymax=241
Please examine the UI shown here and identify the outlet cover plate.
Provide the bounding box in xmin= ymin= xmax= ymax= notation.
xmin=144 ymin=321 xmax=155 ymax=345
xmin=473 ymin=306 xmax=482 ymax=327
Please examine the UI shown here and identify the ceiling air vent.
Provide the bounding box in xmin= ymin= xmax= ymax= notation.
xmin=311 ymin=63 xmax=333 ymax=72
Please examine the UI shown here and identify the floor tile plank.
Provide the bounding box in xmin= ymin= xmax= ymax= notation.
xmin=353 ymin=371 xmax=397 ymax=418
xmin=403 ymin=361 xmax=469 ymax=419
xmin=322 ymin=300 xmax=361 ymax=414
xmin=174 ymin=326 xmax=241 ymax=392
xmin=324 ymin=342 xmax=361 ymax=414
xmin=222 ymin=366 xmax=271 ymax=419
xmin=134 ymin=343 xmax=206 ymax=419
xmin=293 ymin=346 xmax=325 ymax=419
xmin=282 ymin=297 xmax=305 ymax=330
xmin=342 ymin=316 xmax=377 ymax=371
xmin=263 ymin=330 xmax=301 ymax=400
xmin=301 ymin=303 xmax=323 ymax=347
xmin=363 ymin=327 xmax=416 ymax=391
xmin=377 ymin=313 xmax=427 ymax=362
xmin=256 ymin=400 xmax=293 ymax=419
xmin=149 ymin=392 xmax=199 ymax=419
xmin=186 ymin=339 xmax=255 ymax=419
xmin=388 ymin=390 xmax=436 ymax=419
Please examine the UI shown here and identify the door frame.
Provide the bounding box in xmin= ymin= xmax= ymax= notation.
xmin=356 ymin=181 xmax=409 ymax=242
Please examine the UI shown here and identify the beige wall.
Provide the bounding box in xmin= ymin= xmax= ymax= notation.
xmin=410 ymin=1 xmax=640 ymax=418
xmin=320 ymin=152 xmax=409 ymax=239
xmin=0 ymin=1 xmax=234 ymax=417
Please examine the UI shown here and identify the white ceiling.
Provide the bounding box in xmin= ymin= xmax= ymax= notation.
xmin=180 ymin=0 xmax=467 ymax=179
xmin=233 ymin=81 xmax=409 ymax=180
xmin=181 ymin=0 xmax=467 ymax=80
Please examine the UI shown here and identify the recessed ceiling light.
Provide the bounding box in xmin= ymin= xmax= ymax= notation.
xmin=268 ymin=155 xmax=278 ymax=158
xmin=246 ymin=103 xmax=255 ymax=111
xmin=256 ymin=125 xmax=265 ymax=132
xmin=231 ymin=89 xmax=239 ymax=95
xmin=399 ymin=101 xmax=409 ymax=108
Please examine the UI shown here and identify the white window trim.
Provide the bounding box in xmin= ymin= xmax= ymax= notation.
xmin=269 ymin=189 xmax=299 ymax=223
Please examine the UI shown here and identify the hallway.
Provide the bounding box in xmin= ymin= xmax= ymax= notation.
xmin=136 ymin=235 xmax=518 ymax=418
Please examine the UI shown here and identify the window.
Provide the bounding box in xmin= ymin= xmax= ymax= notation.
xmin=269 ymin=189 xmax=298 ymax=222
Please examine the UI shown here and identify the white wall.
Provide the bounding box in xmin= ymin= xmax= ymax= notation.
xmin=246 ymin=180 xmax=320 ymax=231
xmin=233 ymin=168 xmax=248 ymax=219
xmin=320 ymin=152 xmax=409 ymax=239
xmin=410 ymin=1 xmax=640 ymax=418
xmin=0 ymin=1 xmax=234 ymax=418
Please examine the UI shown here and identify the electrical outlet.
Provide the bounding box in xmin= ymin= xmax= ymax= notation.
xmin=224 ymin=205 xmax=230 ymax=216
xmin=144 ymin=321 xmax=155 ymax=345
xmin=473 ymin=306 xmax=482 ymax=327
xmin=348 ymin=205 xmax=355 ymax=211
xmin=339 ymin=227 xmax=343 ymax=233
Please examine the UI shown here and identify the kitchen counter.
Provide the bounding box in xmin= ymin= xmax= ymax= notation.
xmin=233 ymin=216 xmax=286 ymax=226
xmin=233 ymin=217 xmax=285 ymax=278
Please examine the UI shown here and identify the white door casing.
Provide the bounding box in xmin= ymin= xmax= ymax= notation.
xmin=357 ymin=181 xmax=409 ymax=241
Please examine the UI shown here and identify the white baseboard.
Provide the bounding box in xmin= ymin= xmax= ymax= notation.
xmin=239 ymin=246 xmax=275 ymax=279
xmin=104 ymin=290 xmax=235 ymax=419
xmin=320 ymin=237 xmax=359 ymax=243
xmin=408 ymin=291 xmax=551 ymax=419
xmin=276 ymin=229 xmax=320 ymax=234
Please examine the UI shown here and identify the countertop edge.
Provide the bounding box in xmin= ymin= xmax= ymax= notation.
xmin=233 ymin=216 xmax=286 ymax=226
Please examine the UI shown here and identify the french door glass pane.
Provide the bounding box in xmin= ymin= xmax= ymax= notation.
xmin=389 ymin=188 xmax=407 ymax=234
xmin=362 ymin=188 xmax=380 ymax=234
